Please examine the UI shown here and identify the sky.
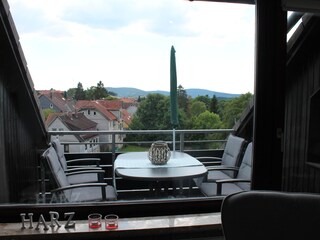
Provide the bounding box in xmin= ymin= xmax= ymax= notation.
xmin=7 ymin=0 xmax=255 ymax=94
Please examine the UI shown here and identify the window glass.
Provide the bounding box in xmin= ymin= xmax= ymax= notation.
xmin=5 ymin=0 xmax=254 ymax=210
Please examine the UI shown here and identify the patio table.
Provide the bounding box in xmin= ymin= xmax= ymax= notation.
xmin=114 ymin=151 xmax=207 ymax=196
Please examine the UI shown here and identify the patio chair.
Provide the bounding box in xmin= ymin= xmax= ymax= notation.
xmin=51 ymin=138 xmax=102 ymax=184
xmin=194 ymin=134 xmax=246 ymax=187
xmin=42 ymin=146 xmax=117 ymax=202
xmin=199 ymin=134 xmax=246 ymax=180
xmin=199 ymin=142 xmax=252 ymax=196
xmin=221 ymin=190 xmax=320 ymax=240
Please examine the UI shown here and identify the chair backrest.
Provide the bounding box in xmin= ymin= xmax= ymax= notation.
xmin=235 ymin=142 xmax=252 ymax=190
xmin=51 ymin=138 xmax=68 ymax=171
xmin=42 ymin=146 xmax=72 ymax=201
xmin=221 ymin=190 xmax=320 ymax=240
xmin=221 ymin=134 xmax=246 ymax=177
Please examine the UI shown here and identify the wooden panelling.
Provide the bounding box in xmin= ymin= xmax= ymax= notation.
xmin=283 ymin=18 xmax=320 ymax=193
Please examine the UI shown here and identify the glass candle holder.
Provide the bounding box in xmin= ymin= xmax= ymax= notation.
xmin=105 ymin=214 xmax=118 ymax=230
xmin=88 ymin=213 xmax=102 ymax=229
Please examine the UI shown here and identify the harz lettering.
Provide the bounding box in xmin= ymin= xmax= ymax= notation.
xmin=20 ymin=212 xmax=75 ymax=230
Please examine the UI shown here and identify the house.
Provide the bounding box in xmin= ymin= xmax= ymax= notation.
xmin=75 ymin=100 xmax=122 ymax=151
xmin=46 ymin=112 xmax=100 ymax=153
xmin=38 ymin=90 xmax=75 ymax=113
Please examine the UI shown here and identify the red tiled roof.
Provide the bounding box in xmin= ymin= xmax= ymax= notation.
xmin=75 ymin=100 xmax=117 ymax=121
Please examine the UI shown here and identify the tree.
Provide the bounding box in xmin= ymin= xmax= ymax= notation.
xmin=190 ymin=101 xmax=207 ymax=116
xmin=128 ymin=93 xmax=171 ymax=141
xmin=74 ymin=82 xmax=86 ymax=100
xmin=93 ymin=81 xmax=108 ymax=99
xmin=210 ymin=95 xmax=218 ymax=114
xmin=177 ymin=85 xmax=190 ymax=115
xmin=220 ymin=92 xmax=253 ymax=128
xmin=43 ymin=108 xmax=55 ymax=120
xmin=130 ymin=93 xmax=171 ymax=130
xmin=193 ymin=110 xmax=222 ymax=130
xmin=66 ymin=88 xmax=76 ymax=99
xmin=194 ymin=95 xmax=211 ymax=110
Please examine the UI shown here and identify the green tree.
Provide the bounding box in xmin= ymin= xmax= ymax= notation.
xmin=177 ymin=85 xmax=190 ymax=115
xmin=74 ymin=82 xmax=86 ymax=100
xmin=210 ymin=95 xmax=218 ymax=114
xmin=220 ymin=92 xmax=253 ymax=128
xmin=67 ymin=88 xmax=76 ymax=99
xmin=42 ymin=108 xmax=55 ymax=120
xmin=130 ymin=93 xmax=170 ymax=130
xmin=85 ymin=86 xmax=95 ymax=100
xmin=193 ymin=110 xmax=222 ymax=129
xmin=194 ymin=95 xmax=211 ymax=110
xmin=93 ymin=81 xmax=108 ymax=99
xmin=128 ymin=94 xmax=171 ymax=142
xmin=190 ymin=101 xmax=207 ymax=116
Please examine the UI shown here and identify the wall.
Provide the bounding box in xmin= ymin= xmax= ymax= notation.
xmin=0 ymin=0 xmax=47 ymax=203
xmin=283 ymin=17 xmax=320 ymax=192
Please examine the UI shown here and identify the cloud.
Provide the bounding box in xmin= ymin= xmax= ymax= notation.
xmin=7 ymin=0 xmax=255 ymax=94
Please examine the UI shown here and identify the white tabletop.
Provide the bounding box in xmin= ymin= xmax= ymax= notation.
xmin=114 ymin=151 xmax=203 ymax=169
xmin=114 ymin=151 xmax=207 ymax=181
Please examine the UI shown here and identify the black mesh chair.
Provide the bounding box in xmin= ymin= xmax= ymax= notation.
xmin=221 ymin=190 xmax=320 ymax=240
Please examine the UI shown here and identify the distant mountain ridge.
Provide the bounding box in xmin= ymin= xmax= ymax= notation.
xmin=107 ymin=87 xmax=240 ymax=99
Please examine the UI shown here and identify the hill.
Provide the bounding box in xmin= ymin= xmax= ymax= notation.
xmin=107 ymin=87 xmax=240 ymax=99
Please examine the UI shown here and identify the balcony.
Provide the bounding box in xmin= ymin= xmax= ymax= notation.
xmin=41 ymin=128 xmax=234 ymax=203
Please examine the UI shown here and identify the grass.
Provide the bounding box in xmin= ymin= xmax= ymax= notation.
xmin=120 ymin=145 xmax=149 ymax=152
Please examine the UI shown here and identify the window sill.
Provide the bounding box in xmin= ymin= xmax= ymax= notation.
xmin=0 ymin=212 xmax=222 ymax=240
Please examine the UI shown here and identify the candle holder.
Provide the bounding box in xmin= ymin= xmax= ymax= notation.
xmin=105 ymin=214 xmax=118 ymax=230
xmin=148 ymin=141 xmax=171 ymax=165
xmin=88 ymin=213 xmax=102 ymax=229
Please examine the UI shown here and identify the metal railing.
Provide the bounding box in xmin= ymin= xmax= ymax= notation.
xmin=48 ymin=129 xmax=235 ymax=158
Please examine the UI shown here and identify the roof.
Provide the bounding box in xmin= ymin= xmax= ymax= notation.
xmin=60 ymin=112 xmax=97 ymax=131
xmin=46 ymin=112 xmax=97 ymax=130
xmin=38 ymin=90 xmax=75 ymax=112
xmin=46 ymin=112 xmax=98 ymax=140
xmin=75 ymin=100 xmax=117 ymax=121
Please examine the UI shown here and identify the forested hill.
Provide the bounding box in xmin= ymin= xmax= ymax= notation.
xmin=106 ymin=87 xmax=240 ymax=99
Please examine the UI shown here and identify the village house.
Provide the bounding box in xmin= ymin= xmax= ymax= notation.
xmin=38 ymin=90 xmax=75 ymax=113
xmin=46 ymin=112 xmax=99 ymax=153
xmin=75 ymin=100 xmax=128 ymax=151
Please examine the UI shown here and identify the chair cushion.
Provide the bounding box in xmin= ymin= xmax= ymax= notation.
xmin=67 ymin=173 xmax=99 ymax=185
xmin=200 ymin=182 xmax=244 ymax=196
xmin=45 ymin=147 xmax=72 ymax=200
xmin=52 ymin=138 xmax=68 ymax=171
xmin=236 ymin=142 xmax=252 ymax=190
xmin=207 ymin=170 xmax=231 ymax=181
xmin=221 ymin=135 xmax=245 ymax=178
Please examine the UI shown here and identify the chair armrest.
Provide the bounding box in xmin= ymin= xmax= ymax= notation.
xmin=196 ymin=156 xmax=222 ymax=166
xmin=66 ymin=158 xmax=101 ymax=167
xmin=65 ymin=169 xmax=105 ymax=176
xmin=206 ymin=166 xmax=239 ymax=172
xmin=196 ymin=156 xmax=222 ymax=161
xmin=216 ymin=178 xmax=251 ymax=195
xmin=51 ymin=183 xmax=109 ymax=200
xmin=203 ymin=166 xmax=239 ymax=182
xmin=51 ymin=182 xmax=108 ymax=192
xmin=64 ymin=167 xmax=102 ymax=173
